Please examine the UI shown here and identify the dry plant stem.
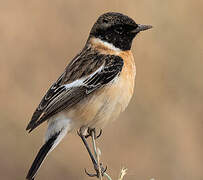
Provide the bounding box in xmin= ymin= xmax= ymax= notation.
xmin=91 ymin=130 xmax=112 ymax=180
xmin=81 ymin=129 xmax=126 ymax=180
xmin=91 ymin=131 xmax=98 ymax=159
xmin=103 ymin=172 xmax=112 ymax=180
xmin=118 ymin=168 xmax=127 ymax=180
xmin=96 ymin=148 xmax=102 ymax=180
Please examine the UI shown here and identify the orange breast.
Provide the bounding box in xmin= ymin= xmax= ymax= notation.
xmin=64 ymin=39 xmax=136 ymax=128
xmin=67 ymin=50 xmax=135 ymax=128
xmin=119 ymin=50 xmax=136 ymax=99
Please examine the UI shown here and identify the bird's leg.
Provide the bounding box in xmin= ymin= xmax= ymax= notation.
xmin=77 ymin=128 xmax=98 ymax=168
xmin=77 ymin=128 xmax=107 ymax=178
xmin=89 ymin=128 xmax=107 ymax=179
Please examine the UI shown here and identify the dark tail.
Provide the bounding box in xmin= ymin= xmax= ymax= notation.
xmin=26 ymin=133 xmax=59 ymax=180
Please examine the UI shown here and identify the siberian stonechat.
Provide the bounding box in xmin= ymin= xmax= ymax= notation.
xmin=26 ymin=12 xmax=152 ymax=180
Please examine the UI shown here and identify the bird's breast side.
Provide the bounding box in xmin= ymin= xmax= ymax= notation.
xmin=114 ymin=50 xmax=136 ymax=112
xmin=87 ymin=50 xmax=136 ymax=127
xmin=65 ymin=51 xmax=136 ymax=128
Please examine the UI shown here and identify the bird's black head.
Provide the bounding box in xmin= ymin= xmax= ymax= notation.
xmin=89 ymin=12 xmax=152 ymax=51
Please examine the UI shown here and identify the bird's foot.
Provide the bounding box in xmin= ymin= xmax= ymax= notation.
xmin=85 ymin=163 xmax=107 ymax=178
xmin=85 ymin=128 xmax=102 ymax=139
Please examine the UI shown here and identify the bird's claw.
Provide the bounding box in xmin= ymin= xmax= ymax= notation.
xmin=96 ymin=129 xmax=102 ymax=139
xmin=85 ymin=128 xmax=102 ymax=139
xmin=84 ymin=164 xmax=107 ymax=178
xmin=84 ymin=168 xmax=97 ymax=177
xmin=77 ymin=129 xmax=82 ymax=137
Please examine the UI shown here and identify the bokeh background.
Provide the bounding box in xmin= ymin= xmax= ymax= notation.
xmin=1 ymin=0 xmax=203 ymax=180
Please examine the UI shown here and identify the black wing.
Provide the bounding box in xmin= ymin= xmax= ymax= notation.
xmin=26 ymin=54 xmax=123 ymax=132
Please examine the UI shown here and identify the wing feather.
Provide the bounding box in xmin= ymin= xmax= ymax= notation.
xmin=26 ymin=50 xmax=123 ymax=132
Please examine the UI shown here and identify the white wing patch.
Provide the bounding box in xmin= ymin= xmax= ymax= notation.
xmin=64 ymin=78 xmax=85 ymax=89
xmin=64 ymin=64 xmax=104 ymax=89
xmin=87 ymin=64 xmax=104 ymax=79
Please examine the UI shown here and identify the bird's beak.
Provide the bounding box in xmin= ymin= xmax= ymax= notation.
xmin=132 ymin=24 xmax=153 ymax=33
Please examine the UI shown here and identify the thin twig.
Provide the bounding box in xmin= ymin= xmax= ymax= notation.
xmin=103 ymin=172 xmax=112 ymax=180
xmin=96 ymin=148 xmax=102 ymax=180
xmin=91 ymin=132 xmax=98 ymax=159
xmin=91 ymin=131 xmax=112 ymax=180
xmin=118 ymin=167 xmax=127 ymax=180
xmin=88 ymin=129 xmax=128 ymax=180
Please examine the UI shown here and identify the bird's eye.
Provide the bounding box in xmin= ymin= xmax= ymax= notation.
xmin=114 ymin=26 xmax=124 ymax=34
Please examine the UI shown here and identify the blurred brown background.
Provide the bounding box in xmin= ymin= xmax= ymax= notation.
xmin=1 ymin=0 xmax=203 ymax=180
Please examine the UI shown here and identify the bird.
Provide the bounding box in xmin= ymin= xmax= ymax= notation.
xmin=26 ymin=12 xmax=152 ymax=180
